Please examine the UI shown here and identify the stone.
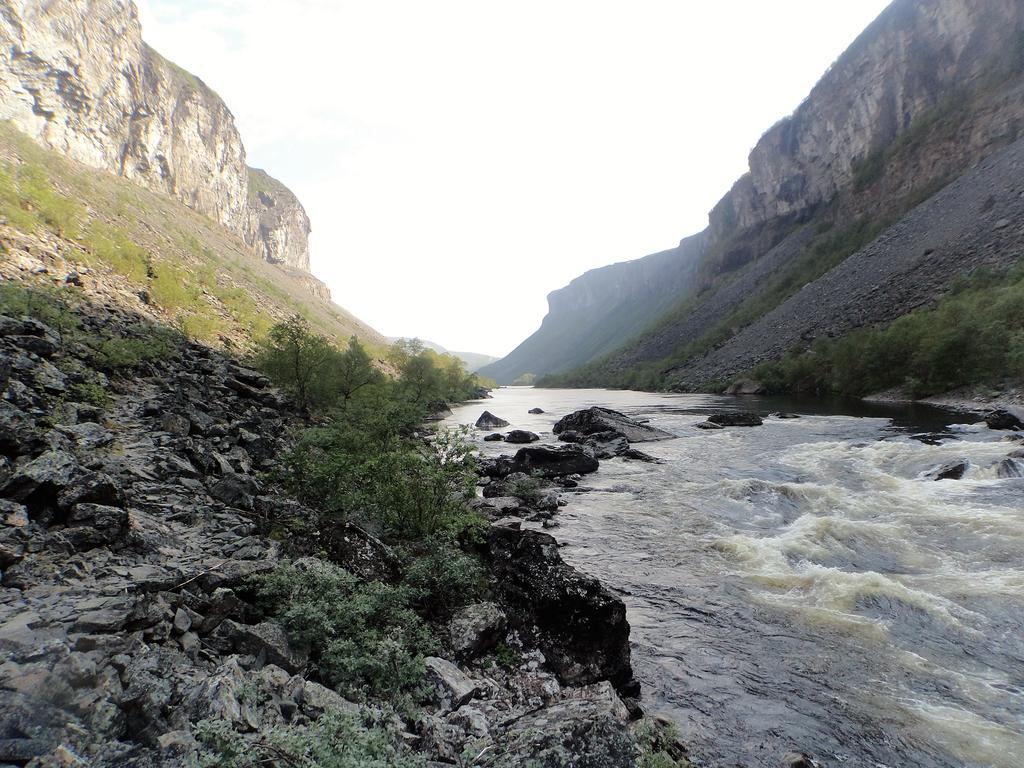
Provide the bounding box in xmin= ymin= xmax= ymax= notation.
xmin=505 ymin=430 xmax=540 ymax=444
xmin=985 ymin=409 xmax=1024 ymax=431
xmin=161 ymin=413 xmax=192 ymax=436
xmin=424 ymin=657 xmax=479 ymax=709
xmin=57 ymin=472 xmax=125 ymax=510
xmin=501 ymin=445 xmax=600 ymax=479
xmin=209 ymin=472 xmax=260 ymax=510
xmin=475 ymin=411 xmax=510 ymax=429
xmin=925 ymin=459 xmax=969 ymax=481
xmin=483 ymin=433 xmax=505 ymax=442
xmin=1 ymin=500 xmax=29 ymax=527
xmin=775 ymin=412 xmax=801 ymax=419
xmin=486 ymin=526 xmax=636 ymax=696
xmin=210 ymin=620 xmax=307 ymax=673
xmin=782 ymin=752 xmax=819 ymax=768
xmin=528 ymin=407 xmax=545 ymax=414
xmin=57 ymin=421 xmax=114 ymax=451
xmin=1 ymin=450 xmax=81 ymax=511
xmin=995 ymin=458 xmax=1023 ymax=478
xmin=552 ymin=406 xmax=674 ymax=442
xmin=706 ymin=412 xmax=764 ymax=427
xmin=448 ymin=602 xmax=507 ymax=660
xmin=695 ymin=421 xmax=724 ymax=430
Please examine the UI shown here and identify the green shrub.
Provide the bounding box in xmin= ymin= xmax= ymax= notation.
xmin=178 ymin=312 xmax=224 ymax=342
xmin=150 ymin=262 xmax=201 ymax=310
xmin=89 ymin=327 xmax=178 ymax=371
xmin=402 ymin=540 xmax=485 ymax=620
xmin=82 ymin=222 xmax=150 ymax=282
xmin=507 ymin=476 xmax=543 ymax=505
xmin=68 ymin=380 xmax=111 ymax=409
xmin=15 ymin=164 xmax=82 ymax=237
xmin=248 ymin=560 xmax=436 ymax=704
xmin=0 ymin=282 xmax=80 ymax=335
xmin=196 ymin=708 xmax=424 ymax=768
xmin=0 ymin=163 xmax=40 ymax=232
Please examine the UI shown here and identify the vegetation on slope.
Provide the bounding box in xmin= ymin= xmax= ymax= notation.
xmin=741 ymin=261 xmax=1024 ymax=398
xmin=0 ymin=121 xmax=382 ymax=352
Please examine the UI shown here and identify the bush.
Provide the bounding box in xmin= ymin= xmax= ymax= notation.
xmin=89 ymin=327 xmax=178 ymax=371
xmin=196 ymin=708 xmax=424 ymax=768
xmin=402 ymin=540 xmax=485 ymax=620
xmin=150 ymin=262 xmax=201 ymax=311
xmin=15 ymin=164 xmax=82 ymax=237
xmin=248 ymin=560 xmax=436 ymax=704
xmin=0 ymin=282 xmax=80 ymax=335
xmin=82 ymin=222 xmax=150 ymax=282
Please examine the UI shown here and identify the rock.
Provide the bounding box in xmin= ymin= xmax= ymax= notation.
xmin=64 ymin=503 xmax=129 ymax=549
xmin=985 ymin=409 xmax=1024 ymax=431
xmin=775 ymin=412 xmax=801 ymax=419
xmin=0 ymin=401 xmax=41 ymax=456
xmin=0 ymin=450 xmax=81 ymax=513
xmin=528 ymin=407 xmax=545 ymax=414
xmin=724 ymin=379 xmax=766 ymax=395
xmin=695 ymin=421 xmax=724 ymax=430
xmin=424 ymin=657 xmax=479 ymax=709
xmin=483 ymin=433 xmax=505 ymax=442
xmin=1009 ymin=448 xmax=1024 ymax=459
xmin=160 ymin=413 xmax=192 ymax=436
xmin=925 ymin=459 xmax=969 ymax=481
xmin=57 ymin=421 xmax=113 ymax=451
xmin=995 ymin=458 xmax=1023 ymax=478
xmin=782 ymin=752 xmax=820 ymax=768
xmin=1 ymin=500 xmax=29 ymax=527
xmin=57 ymin=472 xmax=124 ymax=510
xmin=505 ymin=430 xmax=540 ymax=444
xmin=581 ymin=431 xmax=630 ymax=459
xmin=706 ymin=411 xmax=764 ymax=427
xmin=447 ymin=602 xmax=507 ymax=660
xmin=498 ymin=445 xmax=600 ymax=479
xmin=552 ymin=406 xmax=673 ymax=443
xmin=475 ymin=411 xmax=510 ymax=429
xmin=424 ymin=400 xmax=453 ymax=421
xmin=210 ymin=620 xmax=307 ymax=673
xmin=209 ymin=472 xmax=260 ymax=510
xmin=486 ymin=526 xmax=636 ymax=696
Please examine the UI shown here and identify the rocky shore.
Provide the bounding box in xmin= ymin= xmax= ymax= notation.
xmin=0 ymin=279 xmax=681 ymax=766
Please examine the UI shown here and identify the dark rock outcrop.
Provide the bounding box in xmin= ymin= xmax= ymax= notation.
xmin=505 ymin=430 xmax=540 ymax=444
xmin=925 ymin=460 xmax=970 ymax=481
xmin=986 ymin=409 xmax=1024 ymax=431
xmin=706 ymin=412 xmax=764 ymax=427
xmin=553 ymin=406 xmax=673 ymax=442
xmin=482 ymin=446 xmax=599 ymax=479
xmin=486 ymin=525 xmax=637 ymax=697
xmin=475 ymin=411 xmax=510 ymax=430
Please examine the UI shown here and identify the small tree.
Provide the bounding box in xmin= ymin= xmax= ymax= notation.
xmin=335 ymin=336 xmax=383 ymax=404
xmin=257 ymin=315 xmax=335 ymax=410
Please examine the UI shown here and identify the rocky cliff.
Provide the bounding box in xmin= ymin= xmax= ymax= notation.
xmin=493 ymin=0 xmax=1024 ymax=387
xmin=0 ymin=0 xmax=318 ymax=288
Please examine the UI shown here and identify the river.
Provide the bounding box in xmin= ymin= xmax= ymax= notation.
xmin=443 ymin=387 xmax=1024 ymax=768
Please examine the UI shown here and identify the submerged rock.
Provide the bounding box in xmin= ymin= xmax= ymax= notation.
xmin=475 ymin=411 xmax=510 ymax=429
xmin=483 ymin=432 xmax=505 ymax=442
xmin=925 ymin=459 xmax=969 ymax=481
xmin=995 ymin=458 xmax=1024 ymax=478
xmin=707 ymin=411 xmax=764 ymax=427
xmin=528 ymin=407 xmax=545 ymax=414
xmin=553 ymin=406 xmax=673 ymax=443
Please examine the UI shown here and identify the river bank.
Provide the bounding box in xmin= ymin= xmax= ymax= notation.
xmin=446 ymin=387 xmax=1024 ymax=768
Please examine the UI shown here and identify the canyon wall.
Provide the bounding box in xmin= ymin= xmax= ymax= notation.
xmin=0 ymin=0 xmax=317 ymax=284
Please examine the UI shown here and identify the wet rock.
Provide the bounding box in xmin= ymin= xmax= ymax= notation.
xmin=486 ymin=526 xmax=636 ymax=696
xmin=695 ymin=421 xmax=724 ymax=430
xmin=488 ymin=445 xmax=600 ymax=479
xmin=505 ymin=430 xmax=539 ymax=444
xmin=475 ymin=411 xmax=510 ymax=429
xmin=448 ymin=602 xmax=507 ymax=660
xmin=995 ymin=458 xmax=1023 ymax=478
xmin=985 ymin=409 xmax=1024 ymax=431
xmin=581 ymin=431 xmax=630 ymax=459
xmin=775 ymin=412 xmax=801 ymax=419
xmin=925 ymin=459 xmax=969 ymax=481
xmin=483 ymin=432 xmax=505 ymax=442
xmin=424 ymin=657 xmax=479 ymax=709
xmin=707 ymin=411 xmax=764 ymax=427
xmin=553 ymin=406 xmax=674 ymax=442
xmin=1008 ymin=448 xmax=1024 ymax=459
xmin=528 ymin=407 xmax=545 ymax=414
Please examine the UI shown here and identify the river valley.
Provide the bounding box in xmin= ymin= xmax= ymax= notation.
xmin=445 ymin=388 xmax=1024 ymax=768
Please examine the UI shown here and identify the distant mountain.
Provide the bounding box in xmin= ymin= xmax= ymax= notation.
xmin=484 ymin=0 xmax=1024 ymax=390
xmin=389 ymin=338 xmax=498 ymax=372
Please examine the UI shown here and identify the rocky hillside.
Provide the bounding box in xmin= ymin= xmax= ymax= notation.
xmin=487 ymin=0 xmax=1024 ymax=388
xmin=0 ymin=0 xmax=316 ymax=284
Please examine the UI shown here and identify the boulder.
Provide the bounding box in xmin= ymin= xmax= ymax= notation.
xmin=775 ymin=412 xmax=801 ymax=419
xmin=505 ymin=430 xmax=540 ymax=444
xmin=209 ymin=472 xmax=260 ymax=510
xmin=1 ymin=450 xmax=81 ymax=514
xmin=528 ymin=407 xmax=545 ymax=414
xmin=483 ymin=433 xmax=505 ymax=442
xmin=209 ymin=620 xmax=307 ymax=673
xmin=486 ymin=526 xmax=636 ymax=696
xmin=695 ymin=421 xmax=724 ymax=430
xmin=447 ymin=602 xmax=507 ymax=660
xmin=501 ymin=445 xmax=600 ymax=479
xmin=706 ymin=411 xmax=764 ymax=427
xmin=925 ymin=459 xmax=969 ymax=481
xmin=160 ymin=413 xmax=192 ymax=436
xmin=995 ymin=458 xmax=1023 ymax=478
xmin=424 ymin=657 xmax=479 ymax=709
xmin=424 ymin=400 xmax=453 ymax=421
xmin=724 ymin=379 xmax=766 ymax=395
xmin=985 ymin=409 xmax=1024 ymax=431
xmin=475 ymin=411 xmax=510 ymax=429
xmin=552 ymin=406 xmax=673 ymax=443
xmin=57 ymin=471 xmax=124 ymax=510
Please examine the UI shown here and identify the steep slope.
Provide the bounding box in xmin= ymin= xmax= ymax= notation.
xmin=478 ymin=235 xmax=705 ymax=384
xmin=0 ymin=122 xmax=385 ymax=351
xmin=494 ymin=0 xmax=1024 ymax=388
xmin=0 ymin=0 xmax=318 ymax=290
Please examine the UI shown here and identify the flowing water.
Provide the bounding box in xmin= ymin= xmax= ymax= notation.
xmin=444 ymin=388 xmax=1024 ymax=768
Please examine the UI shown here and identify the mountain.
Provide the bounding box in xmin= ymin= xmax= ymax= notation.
xmin=484 ymin=0 xmax=1024 ymax=389
xmin=0 ymin=0 xmax=324 ymax=296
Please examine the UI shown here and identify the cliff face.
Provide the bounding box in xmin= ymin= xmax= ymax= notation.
xmin=0 ymin=0 xmax=318 ymax=291
xmin=492 ymin=0 xmax=1024 ymax=386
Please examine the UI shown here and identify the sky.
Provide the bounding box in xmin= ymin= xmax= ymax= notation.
xmin=137 ymin=0 xmax=891 ymax=357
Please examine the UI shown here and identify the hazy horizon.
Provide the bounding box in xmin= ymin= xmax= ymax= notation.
xmin=138 ymin=0 xmax=890 ymax=358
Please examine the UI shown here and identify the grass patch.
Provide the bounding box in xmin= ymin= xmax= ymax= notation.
xmin=82 ymin=222 xmax=150 ymax=282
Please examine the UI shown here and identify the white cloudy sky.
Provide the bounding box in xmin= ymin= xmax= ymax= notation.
xmin=137 ymin=0 xmax=890 ymax=357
